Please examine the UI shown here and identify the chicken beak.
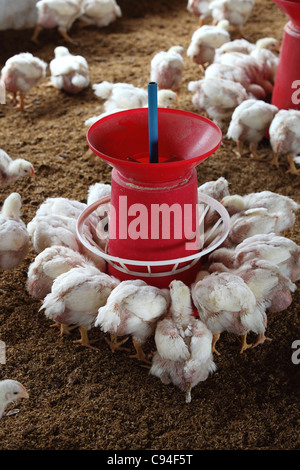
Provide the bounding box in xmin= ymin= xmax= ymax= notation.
xmin=20 ymin=384 xmax=29 ymax=399
xmin=31 ymin=167 xmax=35 ymax=177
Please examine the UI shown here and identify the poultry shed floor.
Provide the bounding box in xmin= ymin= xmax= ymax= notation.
xmin=0 ymin=0 xmax=299 ymax=452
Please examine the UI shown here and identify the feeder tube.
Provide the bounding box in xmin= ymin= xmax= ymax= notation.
xmin=148 ymin=82 xmax=159 ymax=163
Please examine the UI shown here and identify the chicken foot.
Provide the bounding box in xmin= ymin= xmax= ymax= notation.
xmin=286 ymin=154 xmax=300 ymax=176
xmin=73 ymin=326 xmax=100 ymax=350
xmin=251 ymin=333 xmax=272 ymax=349
xmin=105 ymin=334 xmax=130 ymax=353
xmin=50 ymin=322 xmax=77 ymax=336
xmin=239 ymin=333 xmax=252 ymax=353
xmin=130 ymin=339 xmax=152 ymax=364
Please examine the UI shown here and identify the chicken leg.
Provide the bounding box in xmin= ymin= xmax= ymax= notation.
xmin=239 ymin=333 xmax=252 ymax=353
xmin=50 ymin=322 xmax=77 ymax=336
xmin=31 ymin=24 xmax=42 ymax=43
xmin=251 ymin=332 xmax=272 ymax=348
xmin=286 ymin=154 xmax=300 ymax=176
xmin=73 ymin=325 xmax=100 ymax=350
xmin=105 ymin=333 xmax=130 ymax=353
xmin=130 ymin=339 xmax=152 ymax=364
xmin=212 ymin=333 xmax=221 ymax=355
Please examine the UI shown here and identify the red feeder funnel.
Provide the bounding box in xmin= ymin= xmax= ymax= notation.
xmin=84 ymin=108 xmax=224 ymax=288
xmin=272 ymin=0 xmax=300 ymax=110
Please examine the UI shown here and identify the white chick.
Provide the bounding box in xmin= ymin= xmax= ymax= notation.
xmin=227 ymin=99 xmax=278 ymax=158
xmin=187 ymin=0 xmax=213 ymax=25
xmin=0 ymin=52 xmax=47 ymax=111
xmin=209 ymin=258 xmax=297 ymax=316
xmin=0 ymin=380 xmax=29 ymax=420
xmin=191 ymin=270 xmax=267 ymax=354
xmin=95 ymin=279 xmax=170 ymax=362
xmin=150 ymin=280 xmax=216 ymax=403
xmin=198 ymin=176 xmax=230 ymax=201
xmin=187 ymin=20 xmax=230 ymax=68
xmin=150 ymin=46 xmax=184 ymax=92
xmin=33 ymin=196 xmax=87 ymax=219
xmin=224 ymin=207 xmax=279 ymax=247
xmin=188 ymin=77 xmax=248 ymax=129
xmin=27 ymin=213 xmax=80 ymax=253
xmin=221 ymin=190 xmax=299 ymax=232
xmin=214 ymin=51 xmax=274 ymax=96
xmin=269 ymin=109 xmax=300 ymax=175
xmin=40 ymin=265 xmax=119 ymax=347
xmin=92 ymin=81 xmax=148 ymax=113
xmin=198 ymin=177 xmax=230 ymax=229
xmin=0 ymin=193 xmax=30 ymax=271
xmin=215 ymin=36 xmax=280 ymax=58
xmin=204 ymin=62 xmax=266 ymax=100
xmin=208 ymin=232 xmax=300 ymax=283
xmin=49 ymin=46 xmax=90 ymax=94
xmin=80 ymin=0 xmax=121 ymax=27
xmin=26 ymin=245 xmax=98 ymax=300
xmin=85 ymin=88 xmax=177 ymax=126
xmin=31 ymin=0 xmax=83 ymax=44
xmin=87 ymin=182 xmax=111 ymax=205
xmin=209 ymin=0 xmax=255 ymax=36
xmin=0 ymin=149 xmax=35 ymax=187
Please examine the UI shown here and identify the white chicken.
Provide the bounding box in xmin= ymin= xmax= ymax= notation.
xmin=80 ymin=0 xmax=121 ymax=28
xmin=269 ymin=109 xmax=300 ymax=175
xmin=150 ymin=280 xmax=216 ymax=403
xmin=204 ymin=62 xmax=266 ymax=100
xmin=0 ymin=0 xmax=38 ymax=30
xmin=85 ymin=88 xmax=177 ymax=127
xmin=198 ymin=177 xmax=230 ymax=229
xmin=198 ymin=176 xmax=230 ymax=201
xmin=95 ymin=279 xmax=170 ymax=362
xmin=87 ymin=182 xmax=111 ymax=205
xmin=209 ymin=0 xmax=255 ymax=36
xmin=209 ymin=258 xmax=297 ymax=315
xmin=214 ymin=51 xmax=274 ymax=96
xmin=92 ymin=81 xmax=148 ymax=113
xmin=150 ymin=46 xmax=184 ymax=92
xmin=208 ymin=232 xmax=300 ymax=283
xmin=33 ymin=196 xmax=87 ymax=219
xmin=223 ymin=207 xmax=280 ymax=247
xmin=31 ymin=0 xmax=83 ymax=44
xmin=27 ymin=245 xmax=98 ymax=300
xmin=0 ymin=149 xmax=35 ymax=187
xmin=187 ymin=0 xmax=213 ymax=25
xmin=0 ymin=52 xmax=47 ymax=111
xmin=186 ymin=20 xmax=230 ymax=68
xmin=0 ymin=380 xmax=29 ymax=420
xmin=0 ymin=193 xmax=30 ymax=271
xmin=40 ymin=264 xmax=119 ymax=346
xmin=188 ymin=77 xmax=248 ymax=129
xmin=221 ymin=190 xmax=299 ymax=232
xmin=49 ymin=46 xmax=90 ymax=94
xmin=191 ymin=270 xmax=267 ymax=354
xmin=215 ymin=36 xmax=280 ymax=58
xmin=227 ymin=99 xmax=278 ymax=158
xmin=27 ymin=213 xmax=82 ymax=253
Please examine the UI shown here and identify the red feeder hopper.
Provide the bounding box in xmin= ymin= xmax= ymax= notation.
xmin=77 ymin=108 xmax=230 ymax=288
xmin=272 ymin=0 xmax=300 ymax=110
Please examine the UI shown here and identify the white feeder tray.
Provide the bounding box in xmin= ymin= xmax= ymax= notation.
xmin=76 ymin=193 xmax=230 ymax=278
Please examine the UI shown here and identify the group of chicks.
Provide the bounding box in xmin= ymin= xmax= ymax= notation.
xmin=0 ymin=161 xmax=299 ymax=408
xmin=1 ymin=0 xmax=300 ymax=175
xmin=0 ymin=0 xmax=122 ymax=111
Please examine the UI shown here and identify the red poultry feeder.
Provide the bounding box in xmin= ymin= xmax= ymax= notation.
xmin=77 ymin=106 xmax=230 ymax=288
xmin=272 ymin=0 xmax=300 ymax=110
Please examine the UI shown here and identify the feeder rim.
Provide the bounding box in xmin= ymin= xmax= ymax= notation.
xmin=76 ymin=194 xmax=230 ymax=268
